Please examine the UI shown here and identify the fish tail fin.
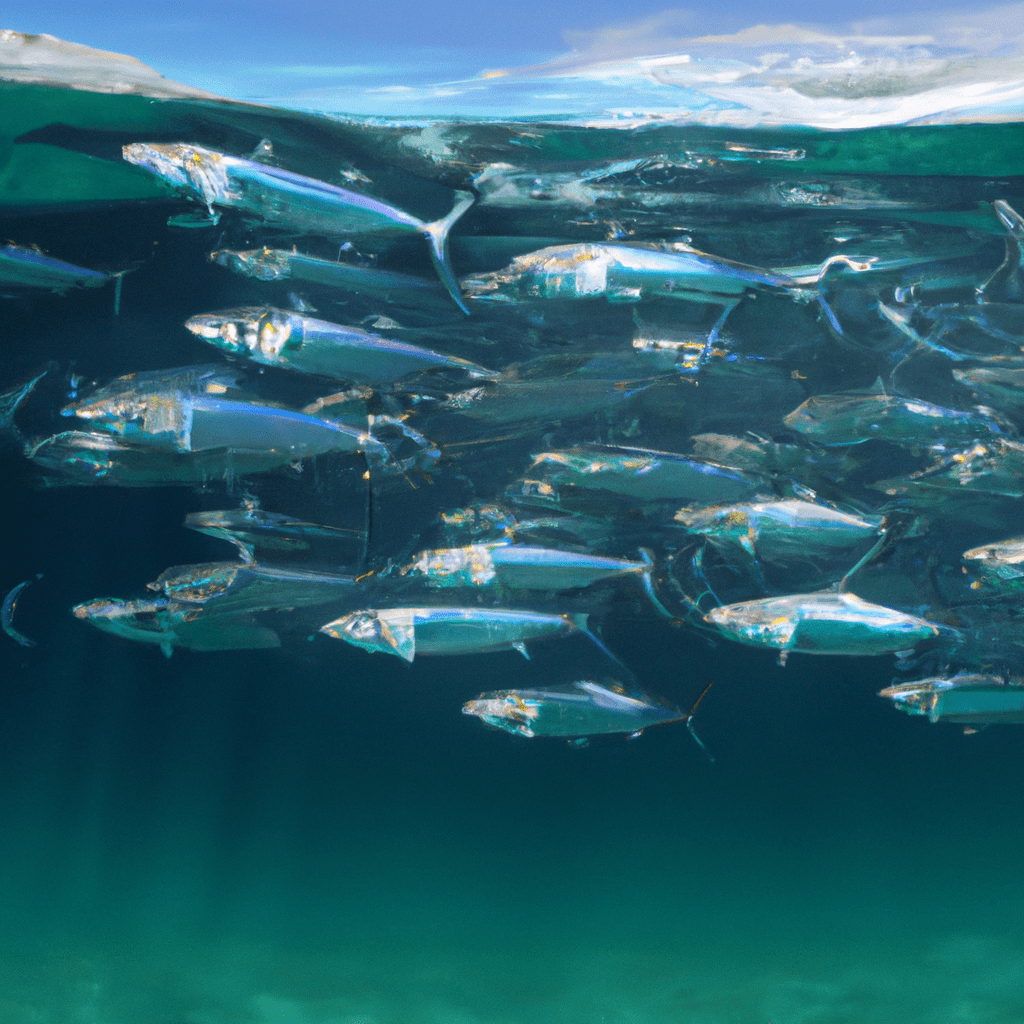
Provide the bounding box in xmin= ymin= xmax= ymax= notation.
xmin=423 ymin=190 xmax=475 ymax=315
xmin=0 ymin=369 xmax=47 ymax=442
xmin=684 ymin=680 xmax=715 ymax=762
xmin=637 ymin=548 xmax=674 ymax=619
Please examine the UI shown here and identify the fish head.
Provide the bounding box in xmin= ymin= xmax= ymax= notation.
xmin=123 ymin=142 xmax=230 ymax=206
xmin=320 ymin=610 xmax=416 ymax=661
xmin=878 ymin=681 xmax=938 ymax=717
xmin=462 ymin=692 xmax=538 ymax=737
xmin=185 ymin=307 xmax=302 ymax=361
xmin=704 ymin=603 xmax=798 ymax=649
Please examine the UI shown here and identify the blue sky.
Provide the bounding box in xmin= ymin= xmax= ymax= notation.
xmin=5 ymin=1 xmax=1022 ymax=122
xmin=2 ymin=0 xmax=985 ymax=70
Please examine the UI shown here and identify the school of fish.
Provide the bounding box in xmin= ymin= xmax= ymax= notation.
xmin=6 ymin=120 xmax=1024 ymax=748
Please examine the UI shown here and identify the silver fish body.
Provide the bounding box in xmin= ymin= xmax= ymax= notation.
xmin=880 ymin=675 xmax=1024 ymax=724
xmin=0 ymin=243 xmax=112 ymax=293
xmin=784 ymin=389 xmax=1008 ymax=447
xmin=528 ymin=445 xmax=768 ymax=506
xmin=463 ymin=680 xmax=685 ymax=738
xmin=962 ymin=536 xmax=1024 ymax=585
xmin=676 ymin=499 xmax=884 ymax=562
xmin=185 ymin=307 xmax=492 ymax=383
xmin=123 ymin=143 xmax=473 ymax=311
xmin=402 ymin=542 xmax=647 ymax=591
xmin=705 ymin=591 xmax=939 ymax=657
xmin=320 ymin=606 xmax=582 ymax=662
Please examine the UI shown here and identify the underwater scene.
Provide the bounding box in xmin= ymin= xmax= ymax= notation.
xmin=3 ymin=22 xmax=1024 ymax=1023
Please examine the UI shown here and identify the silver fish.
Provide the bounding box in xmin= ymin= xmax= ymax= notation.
xmin=705 ymin=591 xmax=939 ymax=661
xmin=880 ymin=674 xmax=1024 ymax=725
xmin=72 ymin=597 xmax=281 ymax=657
xmin=183 ymin=508 xmax=364 ymax=563
xmin=401 ymin=542 xmax=650 ymax=592
xmin=461 ymin=241 xmax=845 ymax=347
xmin=463 ymin=678 xmax=713 ymax=741
xmin=320 ymin=607 xmax=585 ymax=662
xmin=962 ymin=536 xmax=1024 ymax=586
xmin=147 ymin=561 xmax=356 ymax=616
xmin=209 ymin=247 xmax=451 ymax=310
xmin=185 ymin=307 xmax=493 ymax=384
xmin=784 ymin=384 xmax=1008 ymax=447
xmin=123 ymin=142 xmax=473 ymax=311
xmin=0 ymin=243 xmax=112 ymax=293
xmin=527 ymin=445 xmax=769 ymax=506
xmin=676 ymin=499 xmax=884 ymax=562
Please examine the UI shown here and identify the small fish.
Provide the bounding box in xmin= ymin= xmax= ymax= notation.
xmin=185 ymin=307 xmax=493 ymax=384
xmin=705 ymin=591 xmax=939 ymax=660
xmin=461 ymin=241 xmax=847 ymax=349
xmin=147 ymin=561 xmax=356 ymax=616
xmin=0 ymin=243 xmax=112 ymax=293
xmin=783 ymin=382 xmax=1009 ymax=447
xmin=880 ymin=674 xmax=1024 ymax=725
xmin=401 ymin=542 xmax=650 ymax=592
xmin=962 ymin=536 xmax=1024 ymax=586
xmin=72 ymin=597 xmax=280 ymax=657
xmin=463 ymin=678 xmax=713 ymax=743
xmin=209 ymin=247 xmax=451 ymax=310
xmin=183 ymin=507 xmax=364 ymax=563
xmin=2 ymin=575 xmax=41 ymax=647
xmin=320 ymin=607 xmax=585 ymax=662
xmin=676 ymin=499 xmax=884 ymax=563
xmin=527 ymin=445 xmax=769 ymax=506
xmin=123 ymin=142 xmax=474 ymax=311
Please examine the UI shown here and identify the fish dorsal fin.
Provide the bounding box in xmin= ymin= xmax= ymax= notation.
xmin=250 ymin=138 xmax=275 ymax=162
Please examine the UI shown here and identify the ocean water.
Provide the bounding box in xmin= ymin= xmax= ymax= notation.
xmin=3 ymin=27 xmax=1024 ymax=1024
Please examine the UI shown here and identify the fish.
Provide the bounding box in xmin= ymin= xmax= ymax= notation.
xmin=871 ymin=440 xmax=1024 ymax=504
xmin=123 ymin=142 xmax=474 ymax=311
xmin=953 ymin=362 xmax=1024 ymax=415
xmin=400 ymin=542 xmax=651 ymax=592
xmin=675 ymin=499 xmax=885 ymax=563
xmin=880 ymin=674 xmax=1024 ymax=725
xmin=463 ymin=678 xmax=714 ymax=744
xmin=0 ymin=243 xmax=112 ymax=293
xmin=63 ymin=366 xmax=386 ymax=459
xmin=185 ymin=307 xmax=494 ymax=384
xmin=71 ymin=597 xmax=281 ymax=657
xmin=460 ymin=241 xmax=848 ymax=350
xmin=526 ymin=445 xmax=769 ymax=506
xmin=962 ymin=536 xmax=1024 ymax=586
xmin=183 ymin=507 xmax=365 ymax=563
xmin=319 ymin=607 xmax=585 ymax=662
xmin=25 ymin=429 xmax=295 ymax=487
xmin=783 ymin=382 xmax=1009 ymax=448
xmin=209 ymin=247 xmax=452 ymax=310
xmin=146 ymin=561 xmax=356 ymax=616
xmin=705 ymin=591 xmax=939 ymax=661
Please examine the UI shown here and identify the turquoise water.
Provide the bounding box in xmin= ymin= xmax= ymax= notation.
xmin=3 ymin=29 xmax=1024 ymax=1024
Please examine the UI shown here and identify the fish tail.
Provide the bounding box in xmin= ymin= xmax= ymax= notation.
xmin=637 ymin=548 xmax=674 ymax=619
xmin=684 ymin=680 xmax=714 ymax=762
xmin=423 ymin=190 xmax=475 ymax=315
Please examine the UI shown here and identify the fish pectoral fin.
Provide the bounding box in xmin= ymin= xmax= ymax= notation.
xmin=512 ymin=640 xmax=530 ymax=660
